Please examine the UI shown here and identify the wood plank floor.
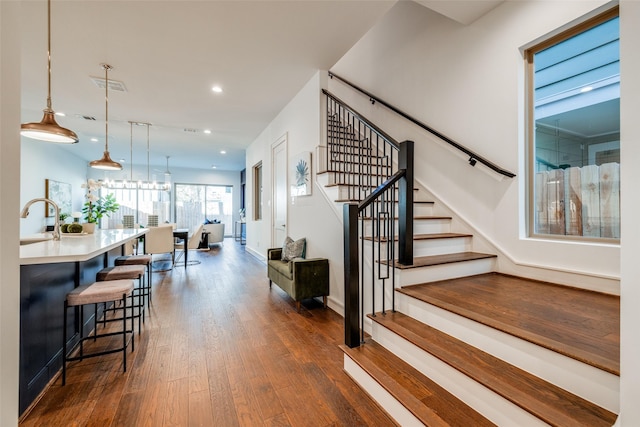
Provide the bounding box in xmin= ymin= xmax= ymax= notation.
xmin=20 ymin=240 xmax=395 ymax=427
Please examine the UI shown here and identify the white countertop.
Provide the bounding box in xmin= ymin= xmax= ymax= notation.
xmin=20 ymin=228 xmax=148 ymax=265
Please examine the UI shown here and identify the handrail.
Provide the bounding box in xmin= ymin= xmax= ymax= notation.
xmin=323 ymin=89 xmax=400 ymax=150
xmin=328 ymin=71 xmax=516 ymax=178
xmin=359 ymin=170 xmax=405 ymax=211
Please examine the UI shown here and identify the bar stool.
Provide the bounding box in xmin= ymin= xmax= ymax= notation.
xmin=97 ymin=265 xmax=147 ymax=329
xmin=114 ymin=254 xmax=152 ymax=305
xmin=63 ymin=279 xmax=135 ymax=385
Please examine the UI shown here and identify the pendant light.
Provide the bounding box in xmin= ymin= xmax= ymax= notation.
xmin=90 ymin=64 xmax=122 ymax=170
xmin=164 ymin=156 xmax=172 ymax=190
xmin=20 ymin=0 xmax=78 ymax=143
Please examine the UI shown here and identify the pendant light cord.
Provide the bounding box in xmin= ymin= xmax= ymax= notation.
xmin=46 ymin=0 xmax=52 ymax=112
xmin=104 ymin=65 xmax=110 ymax=152
xmin=130 ymin=121 xmax=134 ymax=182
xmin=147 ymin=123 xmax=150 ymax=183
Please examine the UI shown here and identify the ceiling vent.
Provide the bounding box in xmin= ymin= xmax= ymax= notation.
xmin=90 ymin=76 xmax=128 ymax=92
xmin=183 ymin=128 xmax=199 ymax=133
xmin=75 ymin=114 xmax=96 ymax=121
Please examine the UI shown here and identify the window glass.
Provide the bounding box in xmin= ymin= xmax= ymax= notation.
xmin=253 ymin=162 xmax=263 ymax=221
xmin=528 ymin=11 xmax=619 ymax=239
xmin=101 ymin=187 xmax=170 ymax=229
xmin=175 ymin=183 xmax=233 ymax=233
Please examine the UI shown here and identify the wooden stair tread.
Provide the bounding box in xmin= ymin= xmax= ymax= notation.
xmin=341 ymin=341 xmax=496 ymax=427
xmin=398 ymin=272 xmax=620 ymax=375
xmin=360 ymin=215 xmax=452 ymax=221
xmin=363 ymin=232 xmax=472 ymax=243
xmin=382 ymin=252 xmax=496 ymax=269
xmin=325 ymin=182 xmax=419 ymax=190
xmin=335 ymin=199 xmax=434 ymax=204
xmin=369 ymin=312 xmax=617 ymax=427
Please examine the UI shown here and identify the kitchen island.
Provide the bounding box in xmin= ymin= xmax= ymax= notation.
xmin=19 ymin=228 xmax=147 ymax=415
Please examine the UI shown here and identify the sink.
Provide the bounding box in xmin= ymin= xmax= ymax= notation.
xmin=20 ymin=234 xmax=53 ymax=245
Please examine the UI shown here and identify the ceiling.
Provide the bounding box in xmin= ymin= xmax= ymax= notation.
xmin=20 ymin=0 xmax=396 ymax=176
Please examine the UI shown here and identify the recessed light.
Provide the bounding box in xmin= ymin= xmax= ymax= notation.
xmin=90 ymin=138 xmax=98 ymax=142
xmin=212 ymin=86 xmax=223 ymax=93
xmin=212 ymin=165 xmax=217 ymax=169
xmin=580 ymin=86 xmax=593 ymax=93
xmin=204 ymin=129 xmax=212 ymax=134
xmin=55 ymin=112 xmax=66 ymax=117
xmin=220 ymin=150 xmax=226 ymax=154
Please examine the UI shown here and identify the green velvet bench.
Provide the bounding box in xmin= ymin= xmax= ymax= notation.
xmin=267 ymin=247 xmax=329 ymax=312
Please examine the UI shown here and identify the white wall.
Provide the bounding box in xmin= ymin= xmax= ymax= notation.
xmin=246 ymin=71 xmax=346 ymax=311
xmin=330 ymin=0 xmax=619 ymax=283
xmin=619 ymin=1 xmax=640 ymax=424
xmin=1 ymin=2 xmax=21 ymax=425
xmin=20 ymin=142 xmax=87 ymax=235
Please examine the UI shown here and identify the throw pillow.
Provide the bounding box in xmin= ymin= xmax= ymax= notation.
xmin=281 ymin=236 xmax=306 ymax=262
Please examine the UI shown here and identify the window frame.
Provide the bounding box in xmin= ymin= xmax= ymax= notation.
xmin=525 ymin=6 xmax=620 ymax=242
xmin=253 ymin=162 xmax=263 ymax=221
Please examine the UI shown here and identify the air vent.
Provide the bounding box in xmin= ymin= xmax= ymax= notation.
xmin=90 ymin=76 xmax=128 ymax=92
xmin=75 ymin=114 xmax=96 ymax=121
xmin=183 ymin=128 xmax=199 ymax=133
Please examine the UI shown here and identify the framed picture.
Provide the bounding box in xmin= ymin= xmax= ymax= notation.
xmin=291 ymin=152 xmax=312 ymax=197
xmin=45 ymin=179 xmax=72 ymax=217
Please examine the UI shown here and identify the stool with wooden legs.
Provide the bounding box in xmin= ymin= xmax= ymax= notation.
xmin=96 ymin=265 xmax=147 ymax=330
xmin=114 ymin=255 xmax=152 ymax=305
xmin=62 ymin=279 xmax=135 ymax=385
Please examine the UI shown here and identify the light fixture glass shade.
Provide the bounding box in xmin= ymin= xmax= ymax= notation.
xmin=90 ymin=150 xmax=122 ymax=170
xmin=21 ymin=110 xmax=79 ymax=143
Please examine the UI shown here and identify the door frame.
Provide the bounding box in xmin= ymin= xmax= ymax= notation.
xmin=271 ymin=133 xmax=288 ymax=247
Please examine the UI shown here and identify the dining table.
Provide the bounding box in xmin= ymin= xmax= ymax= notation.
xmin=173 ymin=228 xmax=189 ymax=268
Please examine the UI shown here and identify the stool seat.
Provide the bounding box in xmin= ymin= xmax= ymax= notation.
xmin=115 ymin=255 xmax=152 ymax=266
xmin=114 ymin=255 xmax=153 ymax=305
xmin=97 ymin=265 xmax=146 ymax=281
xmin=67 ymin=279 xmax=134 ymax=306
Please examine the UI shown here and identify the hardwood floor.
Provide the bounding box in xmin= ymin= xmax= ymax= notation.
xmin=20 ymin=240 xmax=395 ymax=427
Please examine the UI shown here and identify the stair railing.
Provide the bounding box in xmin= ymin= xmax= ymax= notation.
xmin=323 ymin=89 xmax=414 ymax=348
xmin=328 ymin=71 xmax=516 ymax=179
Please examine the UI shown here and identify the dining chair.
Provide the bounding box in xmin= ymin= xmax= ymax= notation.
xmin=174 ymin=224 xmax=204 ymax=265
xmin=144 ymin=224 xmax=175 ymax=270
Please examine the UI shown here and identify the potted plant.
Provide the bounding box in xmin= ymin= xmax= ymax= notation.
xmin=81 ymin=179 xmax=120 ymax=232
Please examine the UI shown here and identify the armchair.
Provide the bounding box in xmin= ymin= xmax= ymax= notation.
xmin=267 ymin=247 xmax=329 ymax=313
xmin=202 ymin=223 xmax=225 ymax=247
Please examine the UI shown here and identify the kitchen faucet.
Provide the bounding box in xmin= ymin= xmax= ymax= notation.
xmin=21 ymin=198 xmax=60 ymax=241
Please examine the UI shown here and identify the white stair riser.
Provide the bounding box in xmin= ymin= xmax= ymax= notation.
xmin=325 ymin=171 xmax=394 ymax=185
xmin=394 ymin=293 xmax=620 ymax=412
xmin=334 ymin=185 xmax=418 ymax=200
xmin=372 ymin=323 xmax=550 ymax=427
xmin=362 ymin=237 xmax=470 ymax=258
xmin=325 ymin=153 xmax=391 ymax=167
xmin=395 ymin=258 xmax=496 ymax=287
xmin=362 ymin=218 xmax=451 ymax=237
xmin=343 ymin=355 xmax=425 ymax=427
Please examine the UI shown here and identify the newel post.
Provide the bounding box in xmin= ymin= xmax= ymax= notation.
xmin=398 ymin=140 xmax=414 ymax=266
xmin=344 ymin=202 xmax=360 ymax=347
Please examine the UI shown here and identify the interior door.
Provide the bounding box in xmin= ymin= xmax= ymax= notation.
xmin=272 ymin=135 xmax=287 ymax=246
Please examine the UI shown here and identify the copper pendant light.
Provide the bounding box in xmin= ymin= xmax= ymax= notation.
xmin=90 ymin=64 xmax=122 ymax=170
xmin=21 ymin=0 xmax=78 ymax=143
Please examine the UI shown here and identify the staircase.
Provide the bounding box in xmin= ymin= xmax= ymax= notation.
xmin=318 ymin=92 xmax=620 ymax=426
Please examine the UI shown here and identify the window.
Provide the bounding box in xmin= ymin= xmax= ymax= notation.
xmin=526 ymin=8 xmax=619 ymax=239
xmin=101 ymin=187 xmax=170 ymax=229
xmin=253 ymin=162 xmax=263 ymax=221
xmin=174 ymin=183 xmax=233 ymax=233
